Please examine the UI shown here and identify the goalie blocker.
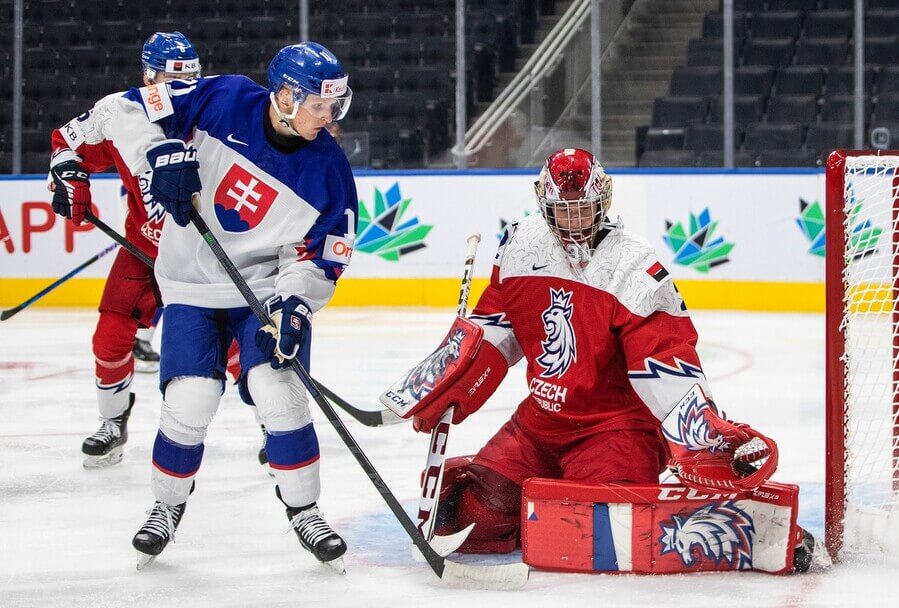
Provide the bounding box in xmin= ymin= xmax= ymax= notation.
xmin=522 ymin=478 xmax=802 ymax=575
xmin=380 ymin=316 xmax=508 ymax=433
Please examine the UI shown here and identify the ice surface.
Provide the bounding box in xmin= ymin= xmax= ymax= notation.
xmin=1 ymin=309 xmax=897 ymax=607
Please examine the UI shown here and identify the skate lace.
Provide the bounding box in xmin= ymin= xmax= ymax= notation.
xmin=287 ymin=507 xmax=334 ymax=546
xmin=89 ymin=418 xmax=121 ymax=442
xmin=141 ymin=502 xmax=181 ymax=543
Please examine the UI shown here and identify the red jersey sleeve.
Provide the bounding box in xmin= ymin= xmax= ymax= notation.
xmin=619 ymin=279 xmax=711 ymax=421
xmin=469 ymin=224 xmax=524 ymax=366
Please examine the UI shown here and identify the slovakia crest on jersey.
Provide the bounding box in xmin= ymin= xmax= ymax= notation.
xmin=537 ymin=288 xmax=577 ymax=378
xmin=213 ymin=164 xmax=278 ymax=232
xmin=659 ymin=501 xmax=755 ymax=570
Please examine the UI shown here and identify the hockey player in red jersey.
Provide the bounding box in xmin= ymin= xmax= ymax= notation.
xmin=383 ymin=148 xmax=830 ymax=574
xmin=48 ymin=32 xmax=202 ymax=468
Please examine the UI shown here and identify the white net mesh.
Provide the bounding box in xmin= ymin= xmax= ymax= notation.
xmin=840 ymin=155 xmax=899 ymax=553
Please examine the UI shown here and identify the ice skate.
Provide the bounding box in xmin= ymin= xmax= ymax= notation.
xmin=81 ymin=394 xmax=134 ymax=468
xmin=278 ymin=486 xmax=347 ymax=573
xmin=793 ymin=528 xmax=832 ymax=573
xmin=132 ymin=498 xmax=189 ymax=570
xmin=132 ymin=338 xmax=160 ymax=373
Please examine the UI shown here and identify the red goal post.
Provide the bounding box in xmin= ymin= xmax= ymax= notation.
xmin=825 ymin=149 xmax=899 ymax=560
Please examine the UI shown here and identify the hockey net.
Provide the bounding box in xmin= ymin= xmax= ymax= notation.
xmin=826 ymin=150 xmax=899 ymax=559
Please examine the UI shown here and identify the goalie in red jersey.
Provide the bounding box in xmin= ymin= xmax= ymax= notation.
xmin=383 ymin=148 xmax=830 ymax=575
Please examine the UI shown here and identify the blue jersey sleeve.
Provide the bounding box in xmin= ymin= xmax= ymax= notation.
xmin=275 ymin=150 xmax=358 ymax=311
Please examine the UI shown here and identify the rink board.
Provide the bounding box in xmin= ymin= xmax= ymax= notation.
xmin=0 ymin=169 xmax=826 ymax=311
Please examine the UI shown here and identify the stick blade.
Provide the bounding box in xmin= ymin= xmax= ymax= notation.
xmin=377 ymin=409 xmax=407 ymax=426
xmin=440 ymin=560 xmax=529 ymax=591
xmin=412 ymin=523 xmax=476 ymax=561
xmin=0 ymin=308 xmax=19 ymax=321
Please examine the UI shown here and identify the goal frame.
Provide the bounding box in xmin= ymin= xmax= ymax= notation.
xmin=825 ymin=149 xmax=899 ymax=559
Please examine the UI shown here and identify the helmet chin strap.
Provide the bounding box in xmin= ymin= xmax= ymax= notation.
xmin=269 ymin=92 xmax=303 ymax=137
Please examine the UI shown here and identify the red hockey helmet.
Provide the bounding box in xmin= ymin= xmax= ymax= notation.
xmin=535 ymin=148 xmax=612 ymax=255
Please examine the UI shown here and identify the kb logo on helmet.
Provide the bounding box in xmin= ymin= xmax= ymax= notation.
xmin=321 ymin=76 xmax=348 ymax=97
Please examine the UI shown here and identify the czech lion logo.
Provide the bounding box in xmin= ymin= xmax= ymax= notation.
xmin=659 ymin=501 xmax=755 ymax=570
xmin=661 ymin=390 xmax=728 ymax=453
xmin=537 ymin=288 xmax=577 ymax=378
xmin=399 ymin=329 xmax=466 ymax=401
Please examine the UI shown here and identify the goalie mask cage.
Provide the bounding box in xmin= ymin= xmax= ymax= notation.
xmin=826 ymin=150 xmax=899 ymax=559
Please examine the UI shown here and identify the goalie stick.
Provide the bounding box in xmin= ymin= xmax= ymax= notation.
xmin=414 ymin=234 xmax=481 ymax=559
xmin=0 ymin=242 xmax=118 ymax=321
xmin=84 ymin=211 xmax=402 ymax=428
xmin=189 ymin=205 xmax=527 ymax=590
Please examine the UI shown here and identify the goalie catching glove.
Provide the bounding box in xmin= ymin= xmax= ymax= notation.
xmin=380 ymin=316 xmax=508 ymax=433
xmin=661 ymin=384 xmax=778 ymax=492
xmin=255 ymin=295 xmax=312 ymax=369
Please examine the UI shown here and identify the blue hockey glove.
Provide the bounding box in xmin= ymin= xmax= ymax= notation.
xmin=255 ymin=295 xmax=313 ymax=369
xmin=146 ymin=139 xmax=201 ymax=227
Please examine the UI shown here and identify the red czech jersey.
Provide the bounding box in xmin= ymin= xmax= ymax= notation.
xmin=469 ymin=214 xmax=712 ymax=442
xmin=50 ymin=94 xmax=164 ymax=259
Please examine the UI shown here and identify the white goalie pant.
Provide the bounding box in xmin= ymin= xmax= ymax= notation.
xmin=152 ymin=366 xmax=320 ymax=508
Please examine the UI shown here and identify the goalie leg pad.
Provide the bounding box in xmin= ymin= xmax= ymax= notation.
xmin=432 ymin=458 xmax=521 ymax=553
xmin=521 ymin=478 xmax=800 ymax=575
xmin=455 ymin=464 xmax=522 ymax=553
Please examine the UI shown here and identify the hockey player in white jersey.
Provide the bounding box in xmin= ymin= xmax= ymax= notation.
xmin=85 ymin=42 xmax=357 ymax=570
xmin=49 ymin=32 xmax=200 ymax=468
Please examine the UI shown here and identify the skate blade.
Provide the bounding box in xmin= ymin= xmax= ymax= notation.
xmin=323 ymin=557 xmax=346 ymax=574
xmin=133 ymin=359 xmax=159 ymax=374
xmin=83 ymin=446 xmax=124 ymax=469
xmin=136 ymin=551 xmax=157 ymax=571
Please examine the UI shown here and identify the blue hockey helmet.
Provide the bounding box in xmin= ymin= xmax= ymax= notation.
xmin=141 ymin=32 xmax=201 ymax=82
xmin=267 ymin=42 xmax=352 ymax=121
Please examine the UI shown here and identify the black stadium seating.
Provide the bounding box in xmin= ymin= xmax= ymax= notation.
xmin=774 ymin=66 xmax=825 ymax=95
xmin=766 ymin=94 xmax=819 ymax=124
xmin=641 ymin=2 xmax=899 ymax=167
xmin=708 ymin=94 xmax=766 ymax=124
xmin=1 ymin=0 xmax=560 ymax=171
xmin=651 ymin=96 xmax=708 ymax=128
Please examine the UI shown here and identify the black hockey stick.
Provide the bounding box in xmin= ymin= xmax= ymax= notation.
xmin=316 ymin=383 xmax=404 ymax=426
xmin=0 ymin=242 xmax=118 ymax=321
xmin=85 ymin=209 xmax=155 ymax=268
xmin=189 ymin=206 xmax=528 ymax=590
xmin=86 ymin=209 xmax=401 ymax=428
